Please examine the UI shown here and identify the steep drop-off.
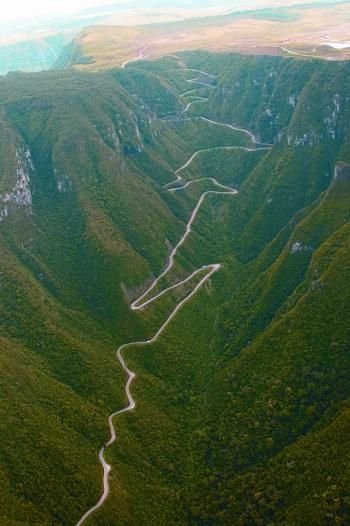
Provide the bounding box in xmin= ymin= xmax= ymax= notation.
xmin=0 ymin=52 xmax=349 ymax=525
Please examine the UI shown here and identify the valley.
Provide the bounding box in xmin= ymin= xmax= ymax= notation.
xmin=0 ymin=47 xmax=350 ymax=526
xmin=76 ymin=67 xmax=272 ymax=522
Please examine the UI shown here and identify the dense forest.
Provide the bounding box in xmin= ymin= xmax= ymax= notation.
xmin=0 ymin=51 xmax=349 ymax=525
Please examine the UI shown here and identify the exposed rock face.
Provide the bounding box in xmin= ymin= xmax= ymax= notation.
xmin=0 ymin=146 xmax=33 ymax=221
xmin=334 ymin=162 xmax=350 ymax=181
xmin=290 ymin=241 xmax=313 ymax=254
xmin=54 ymin=168 xmax=72 ymax=193
xmin=210 ymin=56 xmax=350 ymax=146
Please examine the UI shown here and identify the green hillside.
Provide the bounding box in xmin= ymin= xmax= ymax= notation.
xmin=0 ymin=52 xmax=349 ymax=525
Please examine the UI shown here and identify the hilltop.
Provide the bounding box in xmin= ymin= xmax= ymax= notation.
xmin=57 ymin=1 xmax=350 ymax=73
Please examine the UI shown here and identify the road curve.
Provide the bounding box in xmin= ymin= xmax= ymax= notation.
xmin=164 ymin=145 xmax=270 ymax=190
xmin=280 ymin=45 xmax=334 ymax=60
xmin=130 ymin=183 xmax=237 ymax=311
xmin=75 ymin=182 xmax=229 ymax=525
xmin=121 ymin=46 xmax=148 ymax=69
xmin=179 ymin=98 xmax=208 ymax=115
xmin=180 ymin=88 xmax=201 ymax=98
xmin=176 ymin=116 xmax=272 ymax=146
xmin=188 ymin=79 xmax=216 ymax=88
xmin=76 ymin=67 xmax=271 ymax=526
xmin=181 ymin=68 xmax=217 ymax=78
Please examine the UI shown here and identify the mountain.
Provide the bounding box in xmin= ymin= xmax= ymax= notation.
xmin=59 ymin=1 xmax=350 ymax=72
xmin=0 ymin=51 xmax=349 ymax=525
xmin=2 ymin=0 xmax=350 ymax=76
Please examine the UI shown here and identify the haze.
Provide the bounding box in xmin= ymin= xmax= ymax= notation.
xmin=1 ymin=0 xmax=339 ymax=23
xmin=1 ymin=1 xmax=125 ymax=22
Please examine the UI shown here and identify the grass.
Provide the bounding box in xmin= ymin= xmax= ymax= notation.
xmin=57 ymin=2 xmax=350 ymax=73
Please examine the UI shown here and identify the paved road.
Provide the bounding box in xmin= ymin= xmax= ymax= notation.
xmin=121 ymin=46 xmax=148 ymax=69
xmin=76 ymin=180 xmax=234 ymax=525
xmin=76 ymin=65 xmax=271 ymax=526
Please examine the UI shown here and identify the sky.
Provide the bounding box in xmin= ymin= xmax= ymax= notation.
xmin=0 ymin=0 xmax=338 ymax=25
xmin=0 ymin=0 xmax=132 ymax=22
xmin=0 ymin=0 xmax=239 ymax=23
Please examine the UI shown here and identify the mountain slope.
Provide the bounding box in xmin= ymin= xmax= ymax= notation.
xmin=0 ymin=53 xmax=349 ymax=525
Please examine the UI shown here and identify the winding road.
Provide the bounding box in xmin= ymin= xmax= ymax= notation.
xmin=76 ymin=64 xmax=271 ymax=526
xmin=280 ymin=45 xmax=335 ymax=61
xmin=164 ymin=145 xmax=270 ymax=189
xmin=121 ymin=46 xmax=148 ymax=69
xmin=179 ymin=98 xmax=209 ymax=115
xmin=168 ymin=116 xmax=270 ymax=146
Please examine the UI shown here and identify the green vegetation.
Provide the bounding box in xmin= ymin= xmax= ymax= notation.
xmin=0 ymin=51 xmax=349 ymax=525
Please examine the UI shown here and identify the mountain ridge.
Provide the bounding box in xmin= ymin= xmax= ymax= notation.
xmin=0 ymin=51 xmax=349 ymax=525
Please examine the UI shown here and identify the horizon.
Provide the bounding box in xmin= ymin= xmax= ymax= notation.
xmin=0 ymin=1 xmax=128 ymax=23
xmin=0 ymin=0 xmax=237 ymax=24
xmin=1 ymin=0 xmax=343 ymax=24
